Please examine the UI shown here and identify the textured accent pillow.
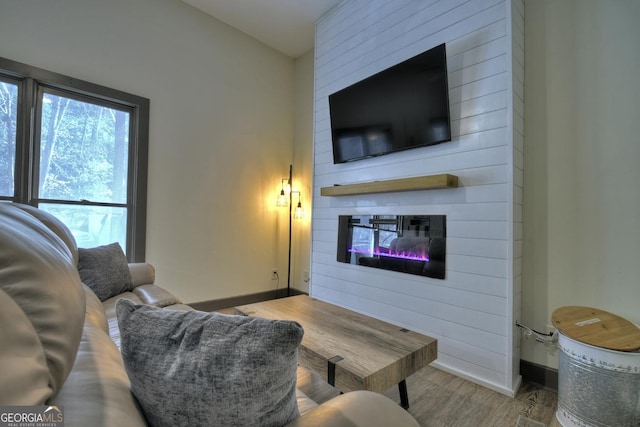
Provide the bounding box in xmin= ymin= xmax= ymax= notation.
xmin=78 ymin=242 xmax=133 ymax=301
xmin=116 ymin=299 xmax=303 ymax=427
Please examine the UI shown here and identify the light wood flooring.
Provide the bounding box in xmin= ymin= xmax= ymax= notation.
xmin=217 ymin=307 xmax=560 ymax=426
xmin=297 ymin=365 xmax=560 ymax=427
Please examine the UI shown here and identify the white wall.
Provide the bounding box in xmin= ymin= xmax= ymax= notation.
xmin=522 ymin=0 xmax=640 ymax=368
xmin=312 ymin=0 xmax=523 ymax=395
xmin=291 ymin=50 xmax=315 ymax=293
xmin=0 ymin=0 xmax=296 ymax=303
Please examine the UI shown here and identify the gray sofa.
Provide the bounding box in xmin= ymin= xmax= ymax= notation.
xmin=0 ymin=202 xmax=418 ymax=427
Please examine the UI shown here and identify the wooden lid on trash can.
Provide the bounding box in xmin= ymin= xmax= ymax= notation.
xmin=552 ymin=306 xmax=640 ymax=352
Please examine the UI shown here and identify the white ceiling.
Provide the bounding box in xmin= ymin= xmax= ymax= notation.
xmin=182 ymin=0 xmax=343 ymax=58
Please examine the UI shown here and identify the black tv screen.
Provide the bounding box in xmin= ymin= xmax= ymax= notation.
xmin=329 ymin=43 xmax=451 ymax=164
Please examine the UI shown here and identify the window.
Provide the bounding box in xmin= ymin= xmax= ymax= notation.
xmin=0 ymin=57 xmax=149 ymax=261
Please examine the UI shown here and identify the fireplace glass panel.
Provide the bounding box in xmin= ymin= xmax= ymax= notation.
xmin=337 ymin=214 xmax=446 ymax=279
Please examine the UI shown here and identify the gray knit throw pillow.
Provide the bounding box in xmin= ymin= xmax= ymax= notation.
xmin=77 ymin=242 xmax=133 ymax=301
xmin=116 ymin=299 xmax=303 ymax=427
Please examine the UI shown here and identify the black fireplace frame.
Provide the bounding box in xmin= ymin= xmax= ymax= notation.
xmin=337 ymin=214 xmax=446 ymax=279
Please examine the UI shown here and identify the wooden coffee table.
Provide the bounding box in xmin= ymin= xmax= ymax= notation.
xmin=235 ymin=295 xmax=437 ymax=408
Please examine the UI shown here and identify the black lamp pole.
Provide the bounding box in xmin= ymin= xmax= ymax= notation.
xmin=286 ymin=164 xmax=293 ymax=298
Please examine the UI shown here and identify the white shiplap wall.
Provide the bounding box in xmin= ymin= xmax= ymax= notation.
xmin=311 ymin=0 xmax=523 ymax=396
xmin=509 ymin=0 xmax=525 ymax=395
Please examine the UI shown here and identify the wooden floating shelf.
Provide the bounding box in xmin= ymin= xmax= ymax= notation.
xmin=320 ymin=173 xmax=458 ymax=197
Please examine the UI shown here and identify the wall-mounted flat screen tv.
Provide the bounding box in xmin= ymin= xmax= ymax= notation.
xmin=329 ymin=43 xmax=451 ymax=164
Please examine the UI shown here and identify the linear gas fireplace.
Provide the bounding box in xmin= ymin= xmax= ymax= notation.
xmin=337 ymin=214 xmax=446 ymax=279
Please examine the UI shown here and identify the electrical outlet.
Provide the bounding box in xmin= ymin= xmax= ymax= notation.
xmin=303 ymin=270 xmax=310 ymax=282
xmin=271 ymin=269 xmax=278 ymax=280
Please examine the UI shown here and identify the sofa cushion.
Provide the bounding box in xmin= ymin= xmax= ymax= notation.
xmin=0 ymin=203 xmax=85 ymax=404
xmin=286 ymin=390 xmax=420 ymax=427
xmin=0 ymin=289 xmax=51 ymax=404
xmin=116 ymin=299 xmax=303 ymax=427
xmin=11 ymin=203 xmax=79 ymax=266
xmin=104 ymin=290 xmax=192 ymax=349
xmin=103 ymin=292 xmax=144 ymax=348
xmin=83 ymin=284 xmax=109 ymax=333
xmin=78 ymin=242 xmax=133 ymax=301
xmin=51 ymin=320 xmax=147 ymax=427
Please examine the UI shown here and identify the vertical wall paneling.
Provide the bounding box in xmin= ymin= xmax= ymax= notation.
xmin=312 ymin=0 xmax=523 ymax=396
xmin=509 ymin=0 xmax=525 ymax=394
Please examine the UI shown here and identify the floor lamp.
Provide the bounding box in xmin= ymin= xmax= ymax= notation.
xmin=277 ymin=164 xmax=304 ymax=297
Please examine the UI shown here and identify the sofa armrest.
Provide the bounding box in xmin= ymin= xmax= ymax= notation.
xmin=128 ymin=263 xmax=155 ymax=287
xmin=285 ymin=391 xmax=419 ymax=427
xmin=132 ymin=284 xmax=182 ymax=308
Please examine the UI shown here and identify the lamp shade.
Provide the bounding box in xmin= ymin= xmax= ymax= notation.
xmin=294 ymin=200 xmax=304 ymax=219
xmin=276 ymin=189 xmax=288 ymax=207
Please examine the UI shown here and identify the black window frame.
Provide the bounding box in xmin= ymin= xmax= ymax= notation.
xmin=0 ymin=57 xmax=149 ymax=262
